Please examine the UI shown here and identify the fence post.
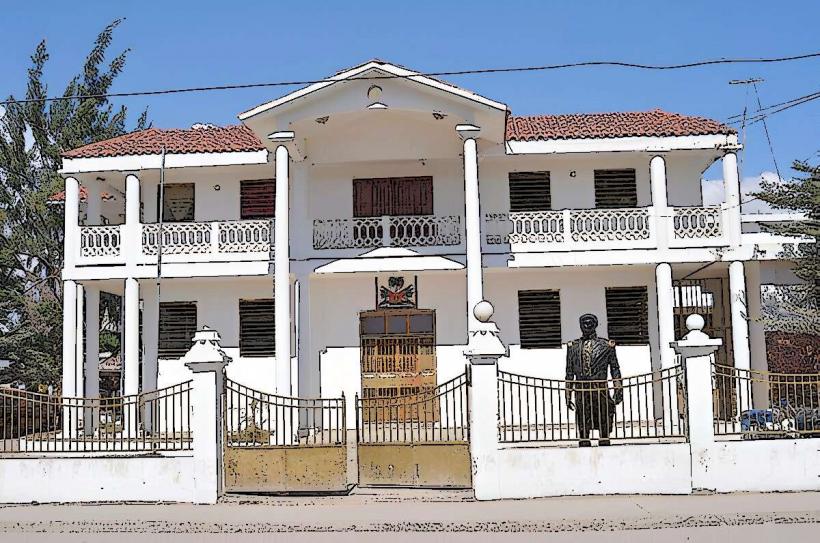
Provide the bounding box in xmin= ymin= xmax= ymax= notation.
xmin=670 ymin=314 xmax=722 ymax=493
xmin=181 ymin=326 xmax=232 ymax=504
xmin=464 ymin=301 xmax=508 ymax=501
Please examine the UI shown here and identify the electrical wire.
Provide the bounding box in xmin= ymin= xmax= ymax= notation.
xmin=2 ymin=52 xmax=820 ymax=106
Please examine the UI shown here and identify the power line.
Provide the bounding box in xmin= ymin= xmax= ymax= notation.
xmin=726 ymin=89 xmax=820 ymax=120
xmin=2 ymin=52 xmax=820 ymax=106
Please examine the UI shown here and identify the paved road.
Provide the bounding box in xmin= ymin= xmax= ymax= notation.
xmin=1 ymin=489 xmax=818 ymax=541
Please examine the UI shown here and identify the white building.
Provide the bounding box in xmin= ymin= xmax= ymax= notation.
xmin=56 ymin=59 xmax=801 ymax=411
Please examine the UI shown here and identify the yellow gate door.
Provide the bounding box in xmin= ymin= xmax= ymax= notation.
xmin=356 ymin=372 xmax=472 ymax=488
xmin=223 ymin=380 xmax=349 ymax=493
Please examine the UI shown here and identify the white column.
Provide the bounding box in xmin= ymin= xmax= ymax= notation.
xmin=464 ymin=301 xmax=507 ymax=501
xmin=650 ymin=155 xmax=670 ymax=248
xmin=722 ymin=152 xmax=741 ymax=247
xmin=123 ymin=277 xmax=140 ymax=436
xmin=61 ymin=279 xmax=78 ymax=437
xmin=75 ymin=283 xmax=85 ymax=397
xmin=181 ymin=327 xmax=231 ymax=504
xmin=296 ymin=275 xmax=315 ymax=397
xmin=729 ymin=260 xmax=752 ymax=413
xmin=655 ymin=263 xmax=676 ymax=369
xmin=61 ymin=280 xmax=78 ymax=397
xmin=125 ymin=173 xmax=141 ymax=268
xmin=274 ymin=144 xmax=292 ymax=395
xmin=458 ymin=125 xmax=484 ymax=332
xmin=123 ymin=278 xmax=140 ymax=396
xmin=63 ymin=177 xmax=80 ymax=270
xmin=670 ymin=314 xmax=722 ymax=493
xmin=745 ymin=262 xmax=768 ymax=408
xmin=654 ymin=263 xmax=679 ymax=428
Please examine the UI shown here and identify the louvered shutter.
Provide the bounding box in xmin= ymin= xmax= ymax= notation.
xmin=353 ymin=179 xmax=375 ymax=217
xmin=392 ymin=177 xmax=433 ymax=215
xmin=594 ymin=169 xmax=638 ymax=208
xmin=158 ymin=302 xmax=197 ymax=358
xmin=605 ymin=287 xmax=649 ymax=344
xmin=239 ymin=299 xmax=275 ymax=357
xmin=240 ymin=179 xmax=275 ymax=219
xmin=509 ymin=172 xmax=551 ymax=211
xmin=518 ymin=290 xmax=562 ymax=349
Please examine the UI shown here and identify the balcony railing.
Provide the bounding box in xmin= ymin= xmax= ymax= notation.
xmin=313 ymin=215 xmax=462 ymax=250
xmin=77 ymin=219 xmax=272 ymax=265
xmin=485 ymin=207 xmax=655 ymax=250
xmin=486 ymin=206 xmax=726 ymax=251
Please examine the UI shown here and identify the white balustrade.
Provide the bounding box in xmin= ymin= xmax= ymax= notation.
xmin=78 ymin=220 xmax=273 ymax=265
xmin=79 ymin=225 xmax=122 ymax=259
xmin=219 ymin=220 xmax=272 ymax=253
xmin=672 ymin=206 xmax=723 ymax=240
xmin=313 ymin=215 xmax=461 ymax=249
xmin=485 ymin=208 xmax=652 ymax=249
xmin=570 ymin=208 xmax=652 ymax=243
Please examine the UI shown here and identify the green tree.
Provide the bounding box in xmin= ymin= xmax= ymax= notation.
xmin=753 ymin=160 xmax=820 ymax=333
xmin=0 ymin=19 xmax=146 ymax=389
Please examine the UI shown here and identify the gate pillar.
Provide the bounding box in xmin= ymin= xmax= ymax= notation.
xmin=183 ymin=326 xmax=232 ymax=504
xmin=464 ymin=301 xmax=508 ymax=501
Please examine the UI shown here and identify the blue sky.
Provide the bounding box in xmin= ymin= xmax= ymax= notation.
xmin=2 ymin=0 xmax=818 ymax=186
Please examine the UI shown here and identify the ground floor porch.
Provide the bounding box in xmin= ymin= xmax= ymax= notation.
xmin=56 ymin=256 xmax=804 ymax=429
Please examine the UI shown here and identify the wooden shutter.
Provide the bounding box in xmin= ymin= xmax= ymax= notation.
xmin=594 ymin=169 xmax=638 ymax=208
xmin=509 ymin=172 xmax=551 ymax=212
xmin=157 ymin=183 xmax=195 ymax=222
xmin=240 ymin=179 xmax=275 ymax=219
xmin=605 ymin=287 xmax=649 ymax=344
xmin=239 ymin=299 xmax=275 ymax=357
xmin=353 ymin=177 xmax=433 ymax=217
xmin=158 ymin=302 xmax=197 ymax=358
xmin=518 ymin=290 xmax=562 ymax=349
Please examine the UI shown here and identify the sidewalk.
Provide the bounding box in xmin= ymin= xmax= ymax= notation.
xmin=1 ymin=488 xmax=818 ymax=539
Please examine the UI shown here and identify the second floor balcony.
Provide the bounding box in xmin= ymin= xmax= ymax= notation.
xmin=313 ymin=215 xmax=462 ymax=250
xmin=484 ymin=205 xmax=726 ymax=252
xmin=77 ymin=219 xmax=272 ymax=266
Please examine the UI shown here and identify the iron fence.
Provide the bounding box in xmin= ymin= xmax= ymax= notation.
xmin=712 ymin=365 xmax=820 ymax=439
xmin=224 ymin=379 xmax=345 ymax=447
xmin=356 ymin=372 xmax=469 ymax=444
xmin=0 ymin=382 xmax=192 ymax=453
xmin=498 ymin=367 xmax=686 ymax=444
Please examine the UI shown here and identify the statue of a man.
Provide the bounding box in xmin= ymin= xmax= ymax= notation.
xmin=565 ymin=313 xmax=623 ymax=446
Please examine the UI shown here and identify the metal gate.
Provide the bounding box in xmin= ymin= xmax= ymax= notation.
xmin=355 ymin=371 xmax=471 ymax=488
xmin=223 ymin=379 xmax=349 ymax=493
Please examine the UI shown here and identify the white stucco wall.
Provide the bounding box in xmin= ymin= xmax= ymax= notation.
xmin=493 ymin=443 xmax=692 ymax=498
xmin=0 ymin=454 xmax=195 ymax=503
xmin=701 ymin=439 xmax=820 ymax=493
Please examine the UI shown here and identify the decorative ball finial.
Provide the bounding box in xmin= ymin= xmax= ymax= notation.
xmin=685 ymin=314 xmax=705 ymax=332
xmin=473 ymin=300 xmax=494 ymax=323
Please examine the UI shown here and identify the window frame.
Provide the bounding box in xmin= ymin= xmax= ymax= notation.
xmin=605 ymin=286 xmax=650 ymax=345
xmin=238 ymin=298 xmax=276 ymax=357
xmin=508 ymin=171 xmax=552 ymax=212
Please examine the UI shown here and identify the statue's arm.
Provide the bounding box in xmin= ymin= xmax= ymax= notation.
xmin=565 ymin=342 xmax=575 ymax=409
xmin=608 ymin=341 xmax=624 ymax=403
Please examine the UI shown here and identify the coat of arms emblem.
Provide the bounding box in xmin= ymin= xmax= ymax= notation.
xmin=376 ymin=276 xmax=417 ymax=308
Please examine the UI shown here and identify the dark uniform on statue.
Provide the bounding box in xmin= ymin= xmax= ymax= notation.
xmin=565 ymin=314 xmax=623 ymax=446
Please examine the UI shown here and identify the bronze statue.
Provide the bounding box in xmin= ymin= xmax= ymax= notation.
xmin=565 ymin=313 xmax=623 ymax=446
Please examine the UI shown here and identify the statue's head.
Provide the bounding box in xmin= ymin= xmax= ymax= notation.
xmin=579 ymin=313 xmax=598 ymax=336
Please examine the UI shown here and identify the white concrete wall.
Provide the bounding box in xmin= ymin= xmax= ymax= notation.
xmin=703 ymin=439 xmax=820 ymax=493
xmin=485 ymin=266 xmax=657 ymax=379
xmin=152 ymin=277 xmax=278 ymax=393
xmin=0 ymin=455 xmax=195 ymax=503
xmin=493 ymin=443 xmax=692 ymax=498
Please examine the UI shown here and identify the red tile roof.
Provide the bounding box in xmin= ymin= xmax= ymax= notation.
xmin=61 ymin=125 xmax=265 ymax=158
xmin=60 ymin=110 xmax=734 ymax=159
xmin=49 ymin=185 xmax=115 ymax=202
xmin=505 ymin=110 xmax=735 ymax=142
